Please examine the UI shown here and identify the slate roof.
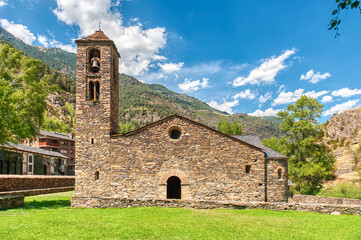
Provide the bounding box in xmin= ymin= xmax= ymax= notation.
xmin=0 ymin=143 xmax=69 ymax=159
xmin=232 ymin=135 xmax=287 ymax=159
xmin=78 ymin=30 xmax=111 ymax=41
xmin=39 ymin=130 xmax=74 ymax=141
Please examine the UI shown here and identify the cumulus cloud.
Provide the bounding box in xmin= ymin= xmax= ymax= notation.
xmin=178 ymin=77 xmax=209 ymax=92
xmin=0 ymin=19 xmax=36 ymax=44
xmin=323 ymin=100 xmax=360 ymax=116
xmin=53 ymin=0 xmax=167 ymax=76
xmin=249 ymin=108 xmax=282 ymax=117
xmin=331 ymin=87 xmax=361 ymax=98
xmin=208 ymin=99 xmax=239 ymax=114
xmin=259 ymin=92 xmax=272 ymax=104
xmin=37 ymin=34 xmax=76 ymax=53
xmin=232 ymin=48 xmax=296 ymax=87
xmin=158 ymin=62 xmax=184 ymax=73
xmin=300 ymin=69 xmax=331 ymax=84
xmin=232 ymin=89 xmax=257 ymax=100
xmin=0 ymin=1 xmax=7 ymax=7
xmin=272 ymin=89 xmax=329 ymax=106
xmin=321 ymin=95 xmax=333 ymax=103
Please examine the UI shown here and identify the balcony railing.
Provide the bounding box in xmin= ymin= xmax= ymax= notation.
xmin=39 ymin=142 xmax=60 ymax=147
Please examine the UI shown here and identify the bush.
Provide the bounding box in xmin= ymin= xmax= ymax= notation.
xmin=317 ymin=182 xmax=361 ymax=200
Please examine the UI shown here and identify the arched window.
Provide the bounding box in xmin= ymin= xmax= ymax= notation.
xmin=89 ymin=81 xmax=94 ymax=100
xmin=277 ymin=169 xmax=282 ymax=179
xmin=89 ymin=50 xmax=101 ymax=73
xmin=167 ymin=176 xmax=181 ymax=199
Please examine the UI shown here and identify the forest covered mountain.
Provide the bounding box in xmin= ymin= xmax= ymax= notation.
xmin=0 ymin=28 xmax=282 ymax=139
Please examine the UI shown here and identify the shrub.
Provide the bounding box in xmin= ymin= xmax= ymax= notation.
xmin=317 ymin=182 xmax=361 ymax=200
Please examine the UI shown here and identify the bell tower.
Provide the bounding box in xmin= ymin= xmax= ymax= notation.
xmin=72 ymin=30 xmax=120 ymax=200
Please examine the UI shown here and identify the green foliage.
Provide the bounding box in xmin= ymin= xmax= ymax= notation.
xmin=318 ymin=182 xmax=361 ymax=200
xmin=263 ymin=137 xmax=288 ymax=155
xmin=64 ymin=102 xmax=75 ymax=132
xmin=0 ymin=43 xmax=52 ymax=144
xmin=330 ymin=0 xmax=361 ymax=35
xmin=119 ymin=122 xmax=137 ymax=133
xmin=276 ymin=96 xmax=335 ymax=195
xmin=217 ymin=119 xmax=242 ymax=135
xmin=41 ymin=113 xmax=71 ymax=134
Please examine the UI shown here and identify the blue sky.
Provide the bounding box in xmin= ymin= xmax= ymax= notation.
xmin=1 ymin=0 xmax=361 ymax=121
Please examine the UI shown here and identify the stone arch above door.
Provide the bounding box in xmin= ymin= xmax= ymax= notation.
xmin=160 ymin=169 xmax=190 ymax=185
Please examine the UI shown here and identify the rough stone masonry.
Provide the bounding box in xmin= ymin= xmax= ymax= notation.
xmin=71 ymin=30 xmax=288 ymax=208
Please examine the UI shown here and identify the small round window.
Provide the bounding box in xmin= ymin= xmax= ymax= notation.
xmin=169 ymin=128 xmax=181 ymax=139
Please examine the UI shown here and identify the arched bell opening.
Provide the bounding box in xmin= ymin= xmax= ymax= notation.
xmin=95 ymin=81 xmax=100 ymax=100
xmin=88 ymin=49 xmax=101 ymax=73
xmin=167 ymin=176 xmax=181 ymax=199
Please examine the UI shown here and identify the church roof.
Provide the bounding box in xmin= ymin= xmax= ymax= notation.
xmin=78 ymin=30 xmax=111 ymax=41
xmin=232 ymin=135 xmax=287 ymax=159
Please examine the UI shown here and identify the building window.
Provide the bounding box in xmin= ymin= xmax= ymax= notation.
xmin=28 ymin=154 xmax=34 ymax=175
xmin=88 ymin=81 xmax=100 ymax=101
xmin=95 ymin=171 xmax=99 ymax=180
xmin=245 ymin=165 xmax=251 ymax=174
xmin=91 ymin=138 xmax=94 ymax=144
xmin=61 ymin=149 xmax=68 ymax=154
xmin=277 ymin=169 xmax=282 ymax=179
xmin=169 ymin=127 xmax=181 ymax=140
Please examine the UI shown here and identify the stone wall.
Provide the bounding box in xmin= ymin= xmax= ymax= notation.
xmin=0 ymin=195 xmax=24 ymax=210
xmin=289 ymin=194 xmax=361 ymax=205
xmin=105 ymin=117 xmax=266 ymax=203
xmin=71 ymin=197 xmax=361 ymax=215
xmin=266 ymin=159 xmax=288 ymax=202
xmin=0 ymin=175 xmax=74 ymax=192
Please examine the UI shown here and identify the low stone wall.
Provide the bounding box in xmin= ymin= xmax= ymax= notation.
xmin=0 ymin=186 xmax=74 ymax=197
xmin=0 ymin=175 xmax=75 ymax=192
xmin=72 ymin=197 xmax=361 ymax=215
xmin=289 ymin=194 xmax=361 ymax=206
xmin=0 ymin=195 xmax=24 ymax=210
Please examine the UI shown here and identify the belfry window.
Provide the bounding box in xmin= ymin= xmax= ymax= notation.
xmin=88 ymin=81 xmax=100 ymax=101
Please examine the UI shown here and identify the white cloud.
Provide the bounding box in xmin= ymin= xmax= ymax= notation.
xmin=321 ymin=95 xmax=333 ymax=103
xmin=53 ymin=0 xmax=167 ymax=76
xmin=272 ymin=89 xmax=329 ymax=106
xmin=0 ymin=1 xmax=7 ymax=7
xmin=232 ymin=48 xmax=296 ymax=87
xmin=208 ymin=99 xmax=239 ymax=114
xmin=259 ymin=92 xmax=272 ymax=104
xmin=178 ymin=77 xmax=209 ymax=92
xmin=0 ymin=19 xmax=36 ymax=44
xmin=331 ymin=87 xmax=361 ymax=98
xmin=158 ymin=62 xmax=184 ymax=73
xmin=323 ymin=100 xmax=360 ymax=116
xmin=249 ymin=108 xmax=282 ymax=117
xmin=37 ymin=34 xmax=76 ymax=53
xmin=300 ymin=69 xmax=331 ymax=84
xmin=232 ymin=89 xmax=257 ymax=100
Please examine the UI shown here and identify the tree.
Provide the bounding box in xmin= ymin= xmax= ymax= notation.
xmin=330 ymin=0 xmax=361 ymax=35
xmin=217 ymin=119 xmax=242 ymax=135
xmin=0 ymin=44 xmax=51 ymax=144
xmin=274 ymin=96 xmax=335 ymax=194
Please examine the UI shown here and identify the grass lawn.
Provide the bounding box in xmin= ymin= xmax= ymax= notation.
xmin=0 ymin=192 xmax=361 ymax=239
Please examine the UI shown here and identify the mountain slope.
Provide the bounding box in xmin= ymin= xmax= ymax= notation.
xmin=322 ymin=107 xmax=361 ymax=184
xmin=0 ymin=30 xmax=282 ymax=139
xmin=0 ymin=27 xmax=76 ymax=77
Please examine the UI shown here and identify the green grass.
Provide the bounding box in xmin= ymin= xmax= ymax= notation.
xmin=1 ymin=192 xmax=361 ymax=239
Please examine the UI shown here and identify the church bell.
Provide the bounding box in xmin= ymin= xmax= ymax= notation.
xmin=91 ymin=59 xmax=100 ymax=72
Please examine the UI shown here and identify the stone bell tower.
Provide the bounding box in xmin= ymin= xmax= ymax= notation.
xmin=72 ymin=30 xmax=120 ymax=202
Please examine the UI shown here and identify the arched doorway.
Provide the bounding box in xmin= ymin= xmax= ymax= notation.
xmin=167 ymin=176 xmax=181 ymax=199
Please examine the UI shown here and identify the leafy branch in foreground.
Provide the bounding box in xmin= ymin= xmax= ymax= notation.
xmin=0 ymin=43 xmax=53 ymax=144
xmin=329 ymin=0 xmax=361 ymax=36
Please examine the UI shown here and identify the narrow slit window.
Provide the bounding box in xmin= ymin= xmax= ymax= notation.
xmin=245 ymin=165 xmax=251 ymax=174
xmin=277 ymin=169 xmax=282 ymax=179
xmin=91 ymin=138 xmax=94 ymax=144
xmin=95 ymin=171 xmax=99 ymax=180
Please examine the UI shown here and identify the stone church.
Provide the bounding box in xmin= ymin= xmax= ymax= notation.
xmin=71 ymin=30 xmax=288 ymax=208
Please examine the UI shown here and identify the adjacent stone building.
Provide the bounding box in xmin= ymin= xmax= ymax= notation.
xmin=72 ymin=30 xmax=288 ymax=208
